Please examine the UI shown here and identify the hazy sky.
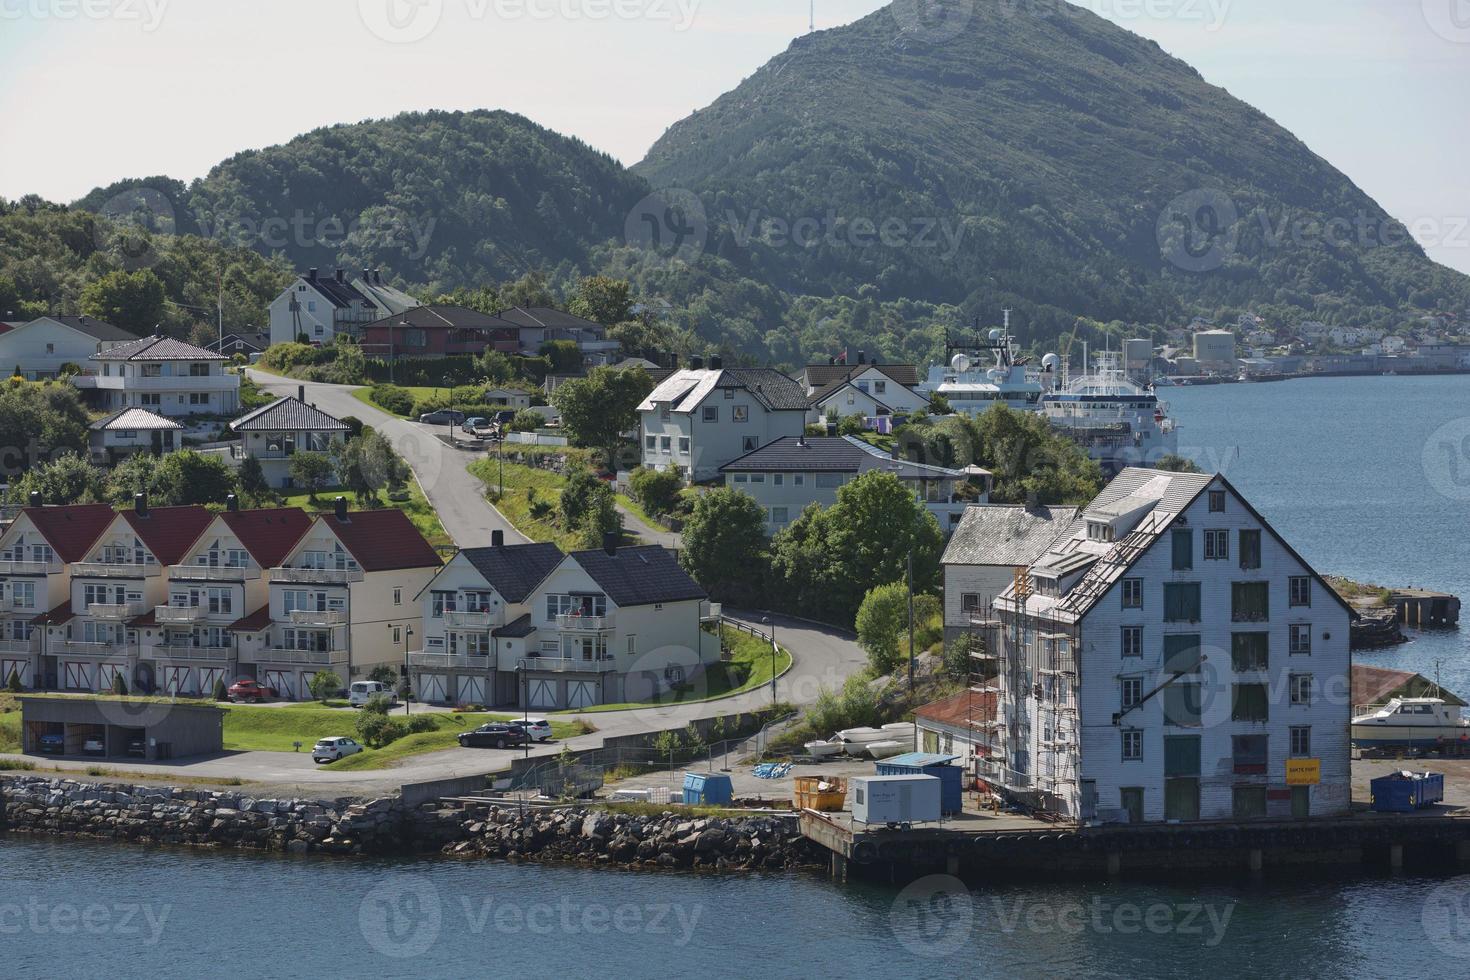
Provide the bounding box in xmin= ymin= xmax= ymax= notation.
xmin=2 ymin=0 xmax=1467 ymax=272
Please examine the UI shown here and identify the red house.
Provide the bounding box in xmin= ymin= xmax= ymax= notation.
xmin=357 ymin=305 xmax=519 ymax=358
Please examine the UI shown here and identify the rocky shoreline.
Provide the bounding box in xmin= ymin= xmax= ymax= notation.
xmin=0 ymin=775 xmax=821 ymax=872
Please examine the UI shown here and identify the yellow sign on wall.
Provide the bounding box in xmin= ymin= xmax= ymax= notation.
xmin=1286 ymin=758 xmax=1321 ymax=785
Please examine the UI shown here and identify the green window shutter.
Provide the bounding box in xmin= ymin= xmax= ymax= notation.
xmin=1231 ymin=633 xmax=1269 ymax=671
xmin=1163 ymin=683 xmax=1202 ymax=727
xmin=1164 ymin=735 xmax=1201 ymax=776
xmin=1231 ymin=683 xmax=1269 ymax=721
xmin=1164 ymin=634 xmax=1202 ymax=673
xmin=1172 ymin=530 xmax=1193 ymax=570
xmin=1165 ymin=583 xmax=1202 ymax=622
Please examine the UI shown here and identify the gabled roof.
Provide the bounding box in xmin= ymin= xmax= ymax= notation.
xmin=118 ymin=506 xmax=214 ymax=566
xmin=215 ymin=508 xmax=314 ymax=569
xmin=228 ymin=605 xmax=272 ymax=633
xmin=720 ymin=435 xmax=965 ymax=479
xmin=494 ymin=306 xmax=606 ymax=331
xmin=807 ymin=380 xmax=894 ymax=412
xmin=915 ymin=688 xmax=997 ymax=734
xmin=804 ymin=362 xmax=921 ymax=389
xmin=570 ymin=545 xmax=707 ymax=608
xmin=230 ymin=396 xmax=348 ymax=433
xmin=359 ymin=304 xmax=513 ymax=332
xmin=942 ymin=504 xmax=1079 ymax=568
xmin=458 ymin=543 xmax=566 ymax=604
xmin=638 ymin=368 xmax=807 ymax=414
xmin=88 ymin=408 xmax=183 ymax=432
xmin=1353 ymin=664 xmax=1466 ymax=708
xmin=493 ymin=613 xmax=536 ymax=638
xmin=20 ymin=504 xmax=118 ymax=562
xmin=315 ymin=509 xmax=441 ymax=572
xmin=300 ymin=274 xmax=371 ymax=309
xmin=91 ymin=334 xmax=226 ymax=362
xmin=33 ymin=600 xmax=75 ymax=627
xmin=30 ymin=315 xmax=136 ymax=343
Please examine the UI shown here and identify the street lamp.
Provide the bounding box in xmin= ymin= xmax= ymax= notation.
xmin=889 ymin=463 xmax=918 ymax=689
xmin=389 ymin=623 xmax=413 ymax=717
xmin=762 ymin=616 xmax=777 ymax=706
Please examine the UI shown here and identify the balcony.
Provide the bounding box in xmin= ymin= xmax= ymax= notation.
xmin=86 ymin=601 xmax=148 ymax=621
xmin=52 ymin=640 xmax=138 ymax=658
xmin=246 ymin=647 xmax=349 ymax=666
xmin=0 ymin=559 xmax=61 ymax=576
xmin=557 ymin=613 xmax=614 ymax=632
xmin=268 ymin=566 xmax=364 ymax=585
xmin=155 ymin=605 xmax=206 ymax=625
xmin=71 ymin=562 xmax=160 ymax=579
xmin=445 ymin=610 xmax=499 ymax=629
xmin=170 ymin=563 xmax=260 ymax=582
xmin=83 ymin=373 xmax=239 ymax=392
xmin=289 ymin=609 xmax=347 ymax=627
xmin=143 ymin=645 xmax=233 ymax=663
xmin=520 ymin=655 xmax=613 ymax=673
xmin=0 ymin=638 xmax=38 ymax=655
xmin=409 ymin=651 xmax=496 ymax=671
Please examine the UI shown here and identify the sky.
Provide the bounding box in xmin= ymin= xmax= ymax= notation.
xmin=1 ymin=0 xmax=1467 ymax=273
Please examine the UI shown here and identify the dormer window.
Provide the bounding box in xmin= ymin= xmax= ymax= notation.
xmin=1086 ymin=521 xmax=1114 ymax=542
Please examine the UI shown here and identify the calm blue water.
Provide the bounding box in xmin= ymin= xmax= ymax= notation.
xmin=4 ymin=837 xmax=1470 ymax=978
xmin=1169 ymin=375 xmax=1470 ymax=697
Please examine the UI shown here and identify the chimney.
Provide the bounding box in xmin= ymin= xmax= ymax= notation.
xmin=335 ymin=269 xmax=345 ymax=283
xmin=362 ymin=269 xmax=371 ymax=284
xmin=858 ymin=350 xmax=867 ymax=365
xmin=602 ymin=532 xmax=618 ymax=557
xmin=307 ymin=268 xmax=318 ymax=282
xmin=492 ymin=530 xmax=504 ymax=548
xmin=669 ymin=352 xmax=679 ymax=370
xmin=27 ymin=490 xmax=41 ymax=508
xmin=298 ymin=385 xmax=305 ymax=402
xmin=690 ymin=356 xmax=704 ymax=370
xmin=334 ymin=496 xmax=348 ymax=521
xmin=710 ymin=355 xmax=723 ymax=370
xmin=134 ymin=492 xmax=149 ymax=518
xmin=226 ymin=493 xmax=239 ymax=512
xmin=828 ymin=356 xmax=836 ymax=366
xmin=373 ymin=270 xmax=382 ymax=284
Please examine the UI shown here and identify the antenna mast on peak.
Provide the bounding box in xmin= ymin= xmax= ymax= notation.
xmin=809 ymin=0 xmax=814 ymax=32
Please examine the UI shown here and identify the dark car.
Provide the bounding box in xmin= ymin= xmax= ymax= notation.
xmin=38 ymin=733 xmax=64 ymax=755
xmin=491 ymin=410 xmax=517 ymax=425
xmin=457 ymin=723 xmax=529 ymax=750
xmin=419 ymin=410 xmax=467 ymax=426
xmin=126 ymin=737 xmax=146 ymax=758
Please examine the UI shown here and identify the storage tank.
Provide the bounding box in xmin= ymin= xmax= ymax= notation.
xmin=850 ymin=774 xmax=941 ymax=827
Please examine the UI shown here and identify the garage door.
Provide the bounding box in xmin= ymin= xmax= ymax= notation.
xmin=96 ymin=663 xmax=127 ymax=693
xmin=418 ymin=674 xmax=447 ymax=704
xmin=528 ymin=679 xmax=560 ymax=710
xmin=263 ymin=670 xmax=295 ymax=700
xmin=160 ymin=666 xmax=193 ymax=696
xmin=456 ymin=675 xmax=485 ymax=707
xmin=197 ymin=668 xmax=225 ymax=697
xmin=567 ymin=681 xmax=597 ymax=709
xmin=0 ymin=658 xmax=29 ymax=688
xmin=63 ymin=662 xmax=95 ymax=691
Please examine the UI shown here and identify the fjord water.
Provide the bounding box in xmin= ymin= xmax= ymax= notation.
xmin=1168 ymin=374 xmax=1470 ymax=697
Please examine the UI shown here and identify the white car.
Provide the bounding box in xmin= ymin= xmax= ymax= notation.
xmin=348 ymin=681 xmax=399 ymax=708
xmin=516 ymin=718 xmax=553 ymax=742
xmin=312 ymin=737 xmax=363 ymax=763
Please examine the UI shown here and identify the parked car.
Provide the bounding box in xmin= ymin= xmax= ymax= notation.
xmin=82 ymin=737 xmax=105 ymax=756
xmin=457 ymin=724 xmax=529 ymax=749
xmin=228 ymin=679 xmax=278 ymax=702
xmin=491 ymin=410 xmax=517 ymax=425
xmin=419 ymin=410 xmax=466 ymax=426
xmin=462 ymin=417 xmax=488 ymax=433
xmin=126 ymin=737 xmax=146 ymax=758
xmin=37 ymin=733 xmax=64 ymax=755
xmin=515 ymin=718 xmax=553 ymax=743
xmin=312 ymin=737 xmax=363 ymax=763
xmin=348 ymin=681 xmax=399 ymax=708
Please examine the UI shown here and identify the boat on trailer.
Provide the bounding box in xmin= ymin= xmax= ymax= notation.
xmin=804 ymin=739 xmax=844 ymax=759
xmin=1351 ymin=697 xmax=1470 ymax=750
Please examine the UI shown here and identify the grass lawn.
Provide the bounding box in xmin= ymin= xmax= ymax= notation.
xmin=277 ymin=478 xmax=451 ymax=548
xmin=0 ymin=692 xmax=20 ymax=753
xmin=560 ymin=626 xmax=792 ymax=714
xmin=615 ymin=492 xmax=666 ymax=531
xmin=350 ymin=385 xmax=450 ymax=418
xmin=468 ymin=457 xmax=584 ymax=550
xmin=322 ymin=715 xmax=588 ymax=771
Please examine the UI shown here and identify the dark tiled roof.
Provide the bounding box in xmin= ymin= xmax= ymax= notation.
xmin=318 ymin=510 xmax=441 ymax=572
xmin=942 ymin=504 xmax=1079 ymax=567
xmin=804 ymin=363 xmax=921 ymax=389
xmin=218 ymin=508 xmax=314 ymax=569
xmin=303 ymin=275 xmax=370 ymax=309
xmin=128 ymin=610 xmax=157 ymax=628
xmin=91 ymin=334 xmax=227 ymax=362
xmin=494 ymin=306 xmax=606 ymax=331
xmin=229 ymin=605 xmax=272 ymax=633
xmin=360 ymin=304 xmax=516 ymax=332
xmin=461 ymin=543 xmax=565 ymax=604
xmin=89 ymin=408 xmax=183 ymax=432
xmin=120 ymin=505 xmax=214 ymax=566
xmin=570 ymin=545 xmax=706 ymax=608
xmin=493 ymin=613 xmax=536 ymax=638
xmin=41 ymin=315 xmax=136 ymax=342
xmin=33 ymin=600 xmax=74 ymax=626
xmin=230 ymin=396 xmax=349 ymax=433
xmin=22 ymin=504 xmax=117 ymax=562
xmin=720 ymin=436 xmax=868 ymax=473
xmin=722 ymin=369 xmax=808 ymax=411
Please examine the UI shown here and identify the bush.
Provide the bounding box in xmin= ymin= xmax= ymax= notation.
xmin=361 ymin=692 xmax=393 ymax=715
xmin=213 ymin=679 xmax=229 ymax=702
xmin=6 ymin=669 xmax=21 ymax=693
xmin=355 ymin=711 xmax=407 ymax=749
xmin=406 ymin=715 xmax=437 ymax=735
xmin=368 ymin=664 xmax=399 ymax=687
xmin=261 ymin=342 xmax=329 ymax=373
xmin=628 ymin=466 xmax=682 ymax=515
xmin=111 ymin=673 xmax=128 ymax=696
xmin=309 ymin=670 xmax=342 ymax=702
xmin=370 ymin=384 xmax=416 ymax=416
xmin=508 ymin=408 xmax=542 ymax=433
xmin=804 ymin=675 xmax=881 ymax=736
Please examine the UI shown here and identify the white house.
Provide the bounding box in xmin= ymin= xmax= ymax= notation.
xmin=718 ymin=435 xmax=985 ymax=536
xmin=80 ymin=335 xmax=239 ymax=417
xmin=87 ymin=408 xmax=182 ymax=465
xmin=941 ymin=503 xmax=1078 ymax=645
xmin=639 ymin=366 xmax=808 ymax=482
xmin=0 ymin=315 xmax=136 ymax=379
xmin=267 ymin=268 xmax=418 ymax=347
xmin=409 ymin=533 xmax=721 ymax=710
xmin=229 ymin=392 xmax=351 ymax=489
xmin=800 ymin=362 xmax=929 ymax=424
xmin=985 ymin=468 xmax=1354 ymax=825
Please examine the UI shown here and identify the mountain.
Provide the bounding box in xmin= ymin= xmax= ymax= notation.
xmin=637 ymin=0 xmax=1470 ymax=344
xmin=77 ymin=110 xmax=653 ymax=296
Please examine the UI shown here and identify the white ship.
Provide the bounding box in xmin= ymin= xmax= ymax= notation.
xmin=1351 ymin=697 xmax=1470 ymax=750
xmin=918 ymin=315 xmax=1045 ymax=414
xmin=1040 ymin=350 xmax=1179 ymax=474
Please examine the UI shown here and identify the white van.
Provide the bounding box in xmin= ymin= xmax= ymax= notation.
xmin=348 ymin=681 xmax=399 ymax=708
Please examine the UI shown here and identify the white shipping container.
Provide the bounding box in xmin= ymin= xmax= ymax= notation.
xmin=850 ymin=774 xmax=941 ymax=826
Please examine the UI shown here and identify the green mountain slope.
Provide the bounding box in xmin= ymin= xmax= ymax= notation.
xmin=637 ymin=0 xmax=1470 ymax=338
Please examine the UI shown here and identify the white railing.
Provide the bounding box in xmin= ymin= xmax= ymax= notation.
xmin=445 ymin=610 xmax=499 ymax=629
xmin=155 ymin=605 xmax=206 ymax=624
xmin=521 ymin=656 xmax=612 ymax=673
xmin=87 ymin=601 xmax=148 ymax=620
xmin=557 ymin=613 xmax=614 ymax=631
xmin=0 ymin=559 xmax=62 ymax=576
xmin=169 ymin=563 xmax=260 ymax=582
xmin=409 ymin=652 xmax=496 ymax=670
xmin=143 ymin=645 xmax=233 ymax=663
xmin=247 ymin=648 xmax=349 ymax=666
xmin=71 ymin=562 xmax=160 ymax=579
xmin=289 ymin=609 xmax=347 ymax=626
xmin=53 ymin=641 xmax=138 ymax=657
xmin=268 ymin=567 xmax=364 ymax=585
xmin=85 ymin=374 xmax=239 ymax=391
xmin=0 ymin=639 xmax=38 ymax=655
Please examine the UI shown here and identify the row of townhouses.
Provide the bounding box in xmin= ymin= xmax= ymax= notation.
xmin=0 ymin=495 xmax=441 ymax=701
xmin=938 ymin=468 xmax=1354 ymax=826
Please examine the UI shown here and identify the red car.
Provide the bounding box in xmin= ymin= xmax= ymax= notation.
xmin=228 ymin=679 xmax=278 ymax=702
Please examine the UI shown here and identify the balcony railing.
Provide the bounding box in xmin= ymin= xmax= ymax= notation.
xmin=170 ymin=563 xmax=260 ymax=582
xmin=0 ymin=638 xmax=38 ymax=655
xmin=86 ymin=601 xmax=148 ymax=620
xmin=246 ymin=647 xmax=349 ymax=666
xmin=409 ymin=652 xmax=496 ymax=671
xmin=71 ymin=562 xmax=160 ymax=579
xmin=445 ymin=610 xmax=499 ymax=629
xmin=557 ymin=613 xmax=614 ymax=631
xmin=53 ymin=640 xmax=138 ymax=658
xmin=143 ymin=645 xmax=233 ymax=663
xmin=84 ymin=374 xmax=239 ymax=391
xmin=155 ymin=605 xmax=206 ymax=624
xmin=288 ymin=609 xmax=347 ymax=626
xmin=268 ymin=567 xmax=364 ymax=585
xmin=520 ymin=655 xmax=613 ymax=673
xmin=0 ymin=559 xmax=62 ymax=576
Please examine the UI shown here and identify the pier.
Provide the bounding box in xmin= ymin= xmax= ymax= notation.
xmin=1391 ymin=589 xmax=1460 ymax=629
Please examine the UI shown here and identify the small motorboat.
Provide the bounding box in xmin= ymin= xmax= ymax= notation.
xmin=836 ymin=727 xmax=889 ymax=746
xmin=804 ymin=739 xmax=844 ymax=759
xmin=881 ymin=722 xmax=915 ymax=740
xmin=1351 ymin=697 xmax=1470 ymax=750
xmin=866 ymin=740 xmax=906 ymax=759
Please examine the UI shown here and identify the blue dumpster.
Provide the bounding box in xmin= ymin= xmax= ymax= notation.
xmin=1370 ymin=771 xmax=1445 ymax=812
xmin=876 ymin=752 xmax=963 ymax=815
xmin=682 ymin=772 xmax=734 ymax=805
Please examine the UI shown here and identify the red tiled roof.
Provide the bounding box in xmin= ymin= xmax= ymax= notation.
xmin=119 ymin=505 xmax=214 ymax=566
xmin=915 ymin=689 xmax=996 ymax=733
xmin=1352 ymin=663 xmax=1466 ymax=707
xmin=32 ymin=601 xmax=74 ymax=626
xmin=218 ymin=508 xmax=313 ymax=568
xmin=228 ymin=605 xmax=272 ymax=633
xmin=317 ymin=509 xmax=441 ymax=572
xmin=22 ymin=504 xmax=117 ymax=563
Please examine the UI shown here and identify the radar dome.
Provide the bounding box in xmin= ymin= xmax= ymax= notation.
xmin=988 ymin=328 xmax=1004 ymax=342
xmin=1041 ymin=353 xmax=1061 ymax=372
xmin=950 ymin=354 xmax=972 ymax=373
